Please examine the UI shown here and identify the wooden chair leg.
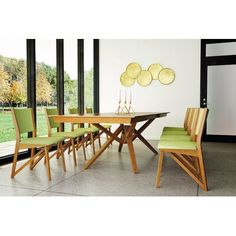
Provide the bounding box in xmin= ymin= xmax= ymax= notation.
xmin=11 ymin=143 xmax=19 ymax=178
xmin=156 ymin=151 xmax=164 ymax=188
xmin=30 ymin=148 xmax=35 ymax=170
xmin=109 ymin=128 xmax=112 ymax=146
xmin=198 ymin=150 xmax=208 ymax=191
xmin=194 ymin=156 xmax=200 ymax=174
xmin=60 ymin=142 xmax=66 ymax=172
xmin=71 ymin=139 xmax=77 ymax=166
xmin=82 ymin=141 xmax=87 ymax=161
xmin=68 ymin=143 xmax=71 ymax=154
xmin=44 ymin=146 xmax=51 ymax=181
xmin=91 ymin=133 xmax=95 ymax=155
xmin=98 ymin=132 xmax=102 ymax=148
xmin=76 ymin=137 xmax=80 ymax=150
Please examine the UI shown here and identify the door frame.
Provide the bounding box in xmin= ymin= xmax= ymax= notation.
xmin=201 ymin=39 xmax=236 ymax=142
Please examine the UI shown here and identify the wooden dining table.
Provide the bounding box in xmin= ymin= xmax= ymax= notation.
xmin=53 ymin=112 xmax=168 ymax=173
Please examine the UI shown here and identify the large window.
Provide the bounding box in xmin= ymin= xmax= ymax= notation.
xmin=0 ymin=39 xmax=27 ymax=157
xmin=64 ymin=39 xmax=78 ymax=131
xmin=0 ymin=39 xmax=98 ymax=164
xmin=36 ymin=39 xmax=57 ymax=137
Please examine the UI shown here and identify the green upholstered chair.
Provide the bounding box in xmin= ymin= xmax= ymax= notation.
xmin=86 ymin=107 xmax=112 ymax=130
xmin=162 ymin=107 xmax=195 ymax=135
xmin=11 ymin=108 xmax=65 ymax=181
xmin=85 ymin=107 xmax=112 ymax=147
xmin=45 ymin=108 xmax=88 ymax=165
xmin=156 ymin=108 xmax=208 ymax=191
xmin=160 ymin=108 xmax=199 ymax=142
xmin=68 ymin=107 xmax=101 ymax=155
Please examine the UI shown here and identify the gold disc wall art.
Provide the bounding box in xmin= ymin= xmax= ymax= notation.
xmin=126 ymin=63 xmax=142 ymax=79
xmin=137 ymin=70 xmax=153 ymax=87
xmin=158 ymin=68 xmax=175 ymax=85
xmin=120 ymin=72 xmax=136 ymax=87
xmin=120 ymin=62 xmax=175 ymax=87
xmin=148 ymin=63 xmax=163 ymax=80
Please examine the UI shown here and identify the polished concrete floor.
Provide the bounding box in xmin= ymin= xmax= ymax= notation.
xmin=0 ymin=140 xmax=236 ymax=196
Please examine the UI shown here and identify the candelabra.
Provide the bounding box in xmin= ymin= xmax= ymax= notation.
xmin=115 ymin=90 xmax=135 ymax=114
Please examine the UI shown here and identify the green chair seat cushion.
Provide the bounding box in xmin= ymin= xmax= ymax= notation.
xmin=101 ymin=124 xmax=112 ymax=129
xmin=160 ymin=134 xmax=192 ymax=141
xmin=74 ymin=127 xmax=99 ymax=133
xmin=74 ymin=125 xmax=111 ymax=133
xmin=51 ymin=130 xmax=85 ymax=139
xmin=73 ymin=128 xmax=89 ymax=136
xmin=20 ymin=136 xmax=64 ymax=146
xmin=163 ymin=127 xmax=185 ymax=132
xmin=92 ymin=124 xmax=112 ymax=129
xmin=158 ymin=140 xmax=197 ymax=150
xmin=86 ymin=126 xmax=99 ymax=133
xmin=162 ymin=130 xmax=188 ymax=135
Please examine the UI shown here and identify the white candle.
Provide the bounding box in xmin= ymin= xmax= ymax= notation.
xmin=130 ymin=91 xmax=132 ymax=103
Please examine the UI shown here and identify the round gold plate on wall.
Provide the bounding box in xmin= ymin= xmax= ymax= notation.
xmin=148 ymin=63 xmax=163 ymax=80
xmin=120 ymin=72 xmax=136 ymax=87
xmin=137 ymin=70 xmax=153 ymax=87
xmin=126 ymin=62 xmax=142 ymax=79
xmin=159 ymin=68 xmax=175 ymax=85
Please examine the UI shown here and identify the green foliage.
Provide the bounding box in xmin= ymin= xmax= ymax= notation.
xmin=36 ymin=71 xmax=53 ymax=105
xmin=0 ymin=63 xmax=10 ymax=103
xmin=37 ymin=62 xmax=57 ymax=89
xmin=0 ymin=55 xmax=27 ymax=106
xmin=64 ymin=79 xmax=77 ymax=108
xmin=84 ymin=68 xmax=93 ymax=108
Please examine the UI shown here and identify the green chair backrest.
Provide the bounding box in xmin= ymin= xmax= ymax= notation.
xmin=45 ymin=108 xmax=60 ymax=129
xmin=186 ymin=108 xmax=194 ymax=133
xmin=12 ymin=108 xmax=34 ymax=134
xmin=86 ymin=107 xmax=93 ymax=114
xmin=68 ymin=108 xmax=79 ymax=115
xmin=183 ymin=108 xmax=191 ymax=129
xmin=190 ymin=108 xmax=199 ymax=131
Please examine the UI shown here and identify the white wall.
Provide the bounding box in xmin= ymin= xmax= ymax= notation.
xmin=99 ymin=39 xmax=200 ymax=140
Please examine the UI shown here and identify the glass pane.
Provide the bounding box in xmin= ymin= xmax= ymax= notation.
xmin=206 ymin=42 xmax=236 ymax=57
xmin=36 ymin=39 xmax=56 ymax=137
xmin=64 ymin=39 xmax=78 ymax=131
xmin=207 ymin=65 xmax=236 ymax=135
xmin=0 ymin=39 xmax=27 ymax=157
xmin=84 ymin=39 xmax=94 ymax=112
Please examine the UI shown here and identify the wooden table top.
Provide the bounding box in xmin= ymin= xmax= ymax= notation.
xmin=53 ymin=112 xmax=169 ymax=124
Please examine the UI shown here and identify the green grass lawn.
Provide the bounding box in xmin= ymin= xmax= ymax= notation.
xmin=0 ymin=111 xmax=16 ymax=142
xmin=0 ymin=108 xmax=71 ymax=143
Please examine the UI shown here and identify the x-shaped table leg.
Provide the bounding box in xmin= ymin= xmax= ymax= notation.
xmin=84 ymin=124 xmax=123 ymax=170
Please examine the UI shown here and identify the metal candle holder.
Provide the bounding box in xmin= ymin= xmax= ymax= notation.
xmin=115 ymin=91 xmax=135 ymax=114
